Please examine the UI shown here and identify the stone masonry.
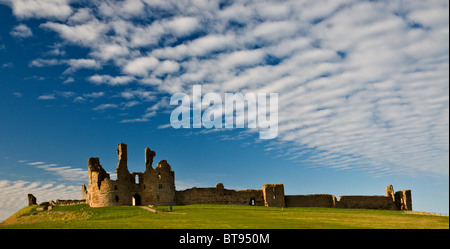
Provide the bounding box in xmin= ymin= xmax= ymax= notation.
xmin=80 ymin=143 xmax=412 ymax=211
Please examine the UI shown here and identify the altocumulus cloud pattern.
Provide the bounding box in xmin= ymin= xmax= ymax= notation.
xmin=0 ymin=0 xmax=448 ymax=219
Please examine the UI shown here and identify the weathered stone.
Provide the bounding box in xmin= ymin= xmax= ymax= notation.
xmin=81 ymin=143 xmax=412 ymax=211
xmin=145 ymin=148 xmax=156 ymax=172
xmin=116 ymin=143 xmax=130 ymax=181
xmin=403 ymin=190 xmax=412 ymax=211
xmin=394 ymin=191 xmax=404 ymax=210
xmin=27 ymin=194 xmax=37 ymax=206
xmin=262 ymin=184 xmax=285 ymax=207
xmin=215 ymin=183 xmax=224 ymax=190
xmin=385 ymin=184 xmax=395 ymax=201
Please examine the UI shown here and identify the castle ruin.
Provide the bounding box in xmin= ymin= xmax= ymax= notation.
xmin=80 ymin=143 xmax=412 ymax=211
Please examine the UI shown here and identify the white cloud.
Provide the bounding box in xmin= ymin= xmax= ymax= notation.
xmin=90 ymin=44 xmax=130 ymax=61
xmin=37 ymin=91 xmax=75 ymax=100
xmin=154 ymin=60 xmax=180 ymax=75
xmin=83 ymin=92 xmax=105 ymax=98
xmin=218 ymin=49 xmax=265 ymax=69
xmin=129 ymin=22 xmax=165 ymax=48
xmin=0 ymin=179 xmax=81 ymax=222
xmin=35 ymin=164 xmax=87 ymax=183
xmin=92 ymin=103 xmax=118 ymax=111
xmin=3 ymin=0 xmax=448 ymax=178
xmin=20 ymin=160 xmax=87 ymax=183
xmin=40 ymin=19 xmax=109 ymax=47
xmin=26 ymin=161 xmax=45 ymax=165
xmin=123 ymin=56 xmax=159 ymax=76
xmin=63 ymin=77 xmax=74 ymax=84
xmin=88 ymin=74 xmax=135 ymax=86
xmin=1 ymin=0 xmax=72 ymax=20
xmin=98 ymin=0 xmax=145 ymax=19
xmin=29 ymin=58 xmax=60 ymax=67
xmin=252 ymin=21 xmax=300 ymax=42
xmin=29 ymin=58 xmax=101 ymax=74
xmin=151 ymin=33 xmax=236 ymax=60
xmin=120 ymin=110 xmax=156 ymax=123
xmin=37 ymin=94 xmax=56 ymax=100
xmin=12 ymin=92 xmax=23 ymax=98
xmin=0 ymin=159 xmax=89 ymax=221
xmin=64 ymin=59 xmax=101 ymax=73
xmin=10 ymin=24 xmax=32 ymax=38
xmin=164 ymin=16 xmax=200 ymax=36
xmin=120 ymin=88 xmax=155 ymax=101
xmin=68 ymin=8 xmax=93 ymax=24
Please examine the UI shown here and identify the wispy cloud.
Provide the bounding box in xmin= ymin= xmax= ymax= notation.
xmin=88 ymin=74 xmax=135 ymax=86
xmin=21 ymin=161 xmax=87 ymax=183
xmin=12 ymin=92 xmax=22 ymax=98
xmin=37 ymin=94 xmax=56 ymax=100
xmin=0 ymin=0 xmax=72 ymax=20
xmin=29 ymin=58 xmax=101 ymax=74
xmin=0 ymin=179 xmax=81 ymax=222
xmin=92 ymin=103 xmax=118 ymax=112
xmin=0 ymin=159 xmax=87 ymax=222
xmin=37 ymin=91 xmax=75 ymax=100
xmin=2 ymin=0 xmax=448 ymax=178
xmin=26 ymin=161 xmax=45 ymax=165
xmin=10 ymin=24 xmax=32 ymax=38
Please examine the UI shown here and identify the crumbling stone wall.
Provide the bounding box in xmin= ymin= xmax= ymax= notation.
xmin=83 ymin=143 xmax=175 ymax=207
xmin=336 ymin=196 xmax=397 ymax=210
xmin=284 ymin=186 xmax=412 ymax=211
xmin=285 ymin=194 xmax=336 ymax=208
xmin=80 ymin=143 xmax=412 ymax=211
xmin=28 ymin=194 xmax=37 ymax=206
xmin=175 ymin=183 xmax=265 ymax=206
xmin=26 ymin=194 xmax=85 ymax=210
xmin=262 ymin=184 xmax=285 ymax=207
xmin=402 ymin=190 xmax=412 ymax=211
xmin=56 ymin=199 xmax=86 ymax=206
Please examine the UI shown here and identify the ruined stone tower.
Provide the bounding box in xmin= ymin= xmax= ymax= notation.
xmin=82 ymin=143 xmax=175 ymax=207
xmin=81 ymin=143 xmax=411 ymax=211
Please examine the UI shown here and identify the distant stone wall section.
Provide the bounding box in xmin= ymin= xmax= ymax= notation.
xmin=175 ymin=184 xmax=264 ymax=206
xmin=55 ymin=199 xmax=86 ymax=206
xmin=285 ymin=194 xmax=336 ymax=208
xmin=26 ymin=194 xmax=86 ymax=211
xmin=336 ymin=196 xmax=397 ymax=210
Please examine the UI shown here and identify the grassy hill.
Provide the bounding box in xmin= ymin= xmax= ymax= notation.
xmin=0 ymin=204 xmax=448 ymax=229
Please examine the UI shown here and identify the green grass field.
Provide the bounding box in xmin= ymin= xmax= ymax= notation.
xmin=1 ymin=204 xmax=448 ymax=229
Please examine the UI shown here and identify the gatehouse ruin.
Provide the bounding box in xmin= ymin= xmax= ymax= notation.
xmin=77 ymin=143 xmax=412 ymax=211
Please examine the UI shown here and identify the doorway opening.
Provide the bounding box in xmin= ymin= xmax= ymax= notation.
xmin=132 ymin=194 xmax=141 ymax=206
xmin=250 ymin=198 xmax=255 ymax=206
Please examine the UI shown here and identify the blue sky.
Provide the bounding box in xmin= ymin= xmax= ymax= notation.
xmin=0 ymin=0 xmax=448 ymax=221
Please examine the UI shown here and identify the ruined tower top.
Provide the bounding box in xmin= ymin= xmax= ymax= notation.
xmin=116 ymin=143 xmax=129 ymax=181
xmin=145 ymin=147 xmax=156 ymax=172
